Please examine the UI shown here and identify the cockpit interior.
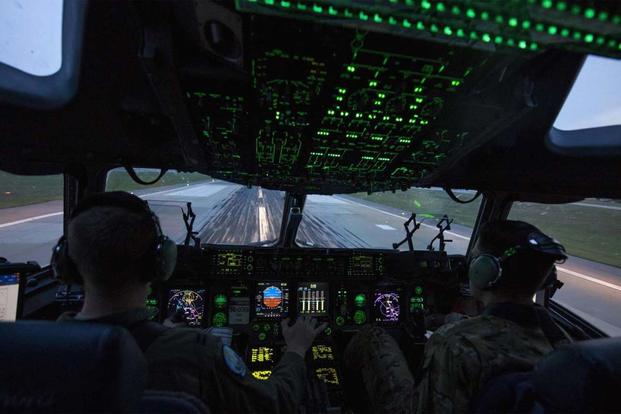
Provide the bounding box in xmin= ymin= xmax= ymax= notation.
xmin=1 ymin=0 xmax=621 ymax=412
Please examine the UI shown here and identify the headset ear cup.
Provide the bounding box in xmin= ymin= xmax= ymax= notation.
xmin=153 ymin=237 xmax=177 ymax=282
xmin=469 ymin=255 xmax=501 ymax=290
xmin=51 ymin=236 xmax=82 ymax=285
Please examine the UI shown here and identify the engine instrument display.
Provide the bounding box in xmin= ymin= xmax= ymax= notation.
xmin=167 ymin=289 xmax=206 ymax=327
xmin=297 ymin=282 xmax=329 ymax=316
xmin=255 ymin=282 xmax=289 ymax=318
xmin=374 ymin=291 xmax=401 ymax=323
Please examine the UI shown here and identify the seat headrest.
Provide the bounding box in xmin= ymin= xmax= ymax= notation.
xmin=0 ymin=321 xmax=147 ymax=413
xmin=534 ymin=337 xmax=621 ymax=413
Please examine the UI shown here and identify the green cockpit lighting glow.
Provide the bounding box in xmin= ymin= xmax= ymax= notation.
xmin=354 ymin=293 xmax=366 ymax=307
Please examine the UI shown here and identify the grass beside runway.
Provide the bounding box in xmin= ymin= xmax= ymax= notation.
xmin=0 ymin=170 xmax=209 ymax=209
xmin=351 ymin=189 xmax=621 ymax=269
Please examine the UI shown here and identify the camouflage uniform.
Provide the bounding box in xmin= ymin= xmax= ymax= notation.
xmin=59 ymin=308 xmax=306 ymax=414
xmin=345 ymin=303 xmax=565 ymax=413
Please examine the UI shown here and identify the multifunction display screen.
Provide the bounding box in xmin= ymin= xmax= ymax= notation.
xmin=0 ymin=273 xmax=20 ymax=322
xmin=255 ymin=282 xmax=289 ymax=318
xmin=167 ymin=289 xmax=206 ymax=327
xmin=373 ymin=290 xmax=401 ymax=323
xmin=297 ymin=282 xmax=329 ymax=316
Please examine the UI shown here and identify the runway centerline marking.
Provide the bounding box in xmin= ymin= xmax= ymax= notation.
xmin=258 ymin=206 xmax=269 ymax=241
xmin=375 ymin=224 xmax=397 ymax=231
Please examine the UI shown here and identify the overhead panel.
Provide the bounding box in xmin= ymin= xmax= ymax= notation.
xmin=236 ymin=0 xmax=621 ymax=59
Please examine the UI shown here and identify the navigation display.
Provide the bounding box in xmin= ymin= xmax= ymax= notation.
xmin=297 ymin=282 xmax=328 ymax=316
xmin=0 ymin=273 xmax=20 ymax=321
xmin=374 ymin=290 xmax=401 ymax=323
xmin=167 ymin=289 xmax=206 ymax=327
xmin=255 ymin=282 xmax=289 ymax=318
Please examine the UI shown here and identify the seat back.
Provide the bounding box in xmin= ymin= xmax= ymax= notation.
xmin=138 ymin=390 xmax=210 ymax=414
xmin=474 ymin=337 xmax=621 ymax=414
xmin=0 ymin=321 xmax=147 ymax=413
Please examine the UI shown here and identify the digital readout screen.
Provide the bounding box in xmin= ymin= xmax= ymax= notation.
xmin=297 ymin=282 xmax=329 ymax=316
xmin=255 ymin=282 xmax=289 ymax=318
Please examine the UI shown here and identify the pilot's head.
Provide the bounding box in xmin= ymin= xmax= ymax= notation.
xmin=469 ymin=220 xmax=567 ymax=304
xmin=65 ymin=192 xmax=175 ymax=296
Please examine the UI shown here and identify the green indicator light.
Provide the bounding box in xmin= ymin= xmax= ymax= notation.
xmin=596 ymin=36 xmax=605 ymax=45
xmin=359 ymin=11 xmax=368 ymax=20
xmin=369 ymin=80 xmax=377 ymax=87
xmin=430 ymin=24 xmax=439 ymax=33
xmin=556 ymin=1 xmax=566 ymax=10
xmin=530 ymin=42 xmax=539 ymax=51
xmin=561 ymin=28 xmax=570 ymax=37
xmin=280 ymin=1 xmax=290 ymax=7
xmin=542 ymin=0 xmax=552 ymax=9
xmin=599 ymin=11 xmax=608 ymax=21
xmin=388 ymin=16 xmax=397 ymax=25
xmin=312 ymin=4 xmax=322 ymax=13
xmin=443 ymin=26 xmax=453 ymax=36
xmin=608 ymin=40 xmax=618 ymax=48
xmin=506 ymin=38 xmax=515 ymax=47
xmin=353 ymin=310 xmax=367 ymax=325
xmin=378 ymin=92 xmax=385 ymax=98
xmin=508 ymin=17 xmax=518 ymax=27
xmin=480 ymin=11 xmax=489 ymax=21
xmin=456 ymin=28 xmax=465 ymax=37
xmin=265 ymin=0 xmax=274 ymax=4
xmin=403 ymin=19 xmax=412 ymax=28
xmin=214 ymin=294 xmax=227 ymax=308
xmin=466 ymin=8 xmax=476 ymax=18
xmin=297 ymin=3 xmax=307 ymax=10
xmin=584 ymin=8 xmax=595 ymax=19
xmin=548 ymin=26 xmax=558 ymax=35
xmin=327 ymin=109 xmax=335 ymax=115
xmin=354 ymin=294 xmax=366 ymax=307
xmin=258 ymin=332 xmax=267 ymax=341
xmin=584 ymin=33 xmax=594 ymax=43
xmin=338 ymin=88 xmax=346 ymax=94
xmin=495 ymin=15 xmax=504 ymax=24
xmin=416 ymin=21 xmax=425 ymax=30
xmin=451 ymin=5 xmax=460 ymax=15
xmin=263 ymin=323 xmax=271 ymax=332
xmin=494 ymin=35 xmax=503 ymax=44
xmin=421 ymin=0 xmax=431 ymax=10
xmin=212 ymin=312 xmax=226 ymax=327
xmin=482 ymin=33 xmax=491 ymax=43
xmin=573 ymin=31 xmax=582 ymax=40
xmin=613 ymin=16 xmax=621 ymax=24
xmin=451 ymin=80 xmax=461 ymax=86
xmin=518 ymin=40 xmax=527 ymax=49
xmin=415 ymin=286 xmax=423 ymax=295
xmin=347 ymin=65 xmax=356 ymax=72
xmin=571 ymin=5 xmax=581 ymax=15
xmin=373 ymin=14 xmax=383 ymax=23
xmin=535 ymin=23 xmax=545 ymax=32
xmin=343 ymin=8 xmax=352 ymax=17
xmin=436 ymin=2 xmax=446 ymax=12
xmin=335 ymin=316 xmax=345 ymax=326
xmin=522 ymin=20 xmax=531 ymax=29
xmin=328 ymin=6 xmax=337 ymax=15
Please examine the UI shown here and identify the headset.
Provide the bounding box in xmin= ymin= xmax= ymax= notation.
xmin=51 ymin=192 xmax=177 ymax=285
xmin=469 ymin=231 xmax=567 ymax=290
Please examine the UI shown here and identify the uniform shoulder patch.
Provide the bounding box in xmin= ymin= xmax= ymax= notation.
xmin=223 ymin=345 xmax=247 ymax=378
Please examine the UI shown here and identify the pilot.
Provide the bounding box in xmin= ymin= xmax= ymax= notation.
xmin=344 ymin=220 xmax=570 ymax=413
xmin=53 ymin=191 xmax=326 ymax=413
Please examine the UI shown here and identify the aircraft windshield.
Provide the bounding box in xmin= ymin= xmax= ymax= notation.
xmin=105 ymin=169 xmax=284 ymax=246
xmin=297 ymin=189 xmax=481 ymax=254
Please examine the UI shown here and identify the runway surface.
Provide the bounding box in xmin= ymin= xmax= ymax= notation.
xmin=1 ymin=180 xmax=620 ymax=335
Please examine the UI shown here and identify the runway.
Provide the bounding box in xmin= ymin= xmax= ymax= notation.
xmin=1 ymin=180 xmax=620 ymax=335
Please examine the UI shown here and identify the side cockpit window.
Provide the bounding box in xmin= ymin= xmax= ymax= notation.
xmin=0 ymin=171 xmax=63 ymax=265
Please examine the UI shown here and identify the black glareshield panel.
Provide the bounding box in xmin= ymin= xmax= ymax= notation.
xmin=236 ymin=0 xmax=621 ymax=59
xmin=183 ymin=14 xmax=575 ymax=194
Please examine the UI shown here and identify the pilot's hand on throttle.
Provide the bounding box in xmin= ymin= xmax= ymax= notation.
xmin=281 ymin=316 xmax=328 ymax=358
xmin=163 ymin=309 xmax=187 ymax=328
